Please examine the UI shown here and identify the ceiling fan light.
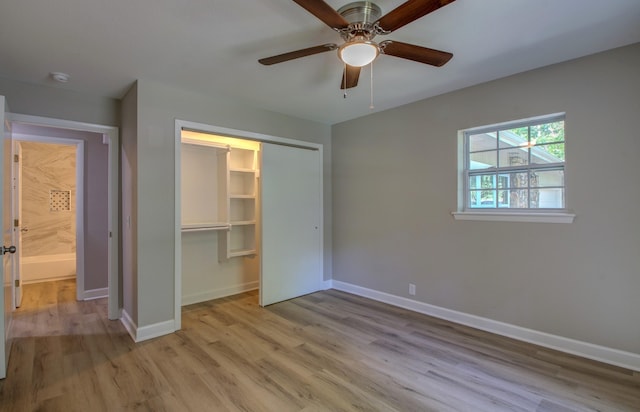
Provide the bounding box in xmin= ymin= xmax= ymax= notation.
xmin=339 ymin=41 xmax=379 ymax=67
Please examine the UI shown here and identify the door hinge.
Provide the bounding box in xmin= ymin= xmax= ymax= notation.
xmin=109 ymin=231 xmax=112 ymax=238
xmin=13 ymin=154 xmax=18 ymax=163
xmin=14 ymin=279 xmax=19 ymax=287
xmin=13 ymin=219 xmax=19 ymax=227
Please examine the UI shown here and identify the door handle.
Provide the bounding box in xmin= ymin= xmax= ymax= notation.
xmin=20 ymin=227 xmax=28 ymax=232
xmin=1 ymin=246 xmax=16 ymax=255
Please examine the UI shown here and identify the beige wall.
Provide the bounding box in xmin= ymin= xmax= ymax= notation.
xmin=20 ymin=141 xmax=76 ymax=257
xmin=332 ymin=43 xmax=640 ymax=355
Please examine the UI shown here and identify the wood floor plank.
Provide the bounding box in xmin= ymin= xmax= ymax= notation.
xmin=1 ymin=279 xmax=639 ymax=412
xmin=0 ymin=337 xmax=35 ymax=411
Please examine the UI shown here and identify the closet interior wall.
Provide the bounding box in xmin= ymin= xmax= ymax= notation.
xmin=180 ymin=131 xmax=260 ymax=305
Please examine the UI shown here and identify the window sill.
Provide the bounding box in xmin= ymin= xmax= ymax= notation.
xmin=452 ymin=211 xmax=575 ymax=224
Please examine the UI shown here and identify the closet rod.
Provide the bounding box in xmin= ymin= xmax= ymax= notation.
xmin=181 ymin=224 xmax=230 ymax=233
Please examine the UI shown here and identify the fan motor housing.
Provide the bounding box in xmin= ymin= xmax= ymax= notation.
xmin=337 ymin=1 xmax=382 ymax=41
xmin=337 ymin=1 xmax=382 ymax=25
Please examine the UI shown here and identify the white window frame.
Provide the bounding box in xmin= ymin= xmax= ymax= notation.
xmin=453 ymin=113 xmax=575 ymax=223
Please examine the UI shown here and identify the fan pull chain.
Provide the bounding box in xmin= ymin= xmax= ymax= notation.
xmin=343 ymin=62 xmax=347 ymax=98
xmin=369 ymin=61 xmax=375 ymax=109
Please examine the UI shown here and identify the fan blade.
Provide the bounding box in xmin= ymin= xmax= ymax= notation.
xmin=340 ymin=65 xmax=361 ymax=89
xmin=376 ymin=0 xmax=456 ymax=33
xmin=380 ymin=40 xmax=452 ymax=67
xmin=259 ymin=44 xmax=338 ymax=65
xmin=293 ymin=0 xmax=349 ymax=29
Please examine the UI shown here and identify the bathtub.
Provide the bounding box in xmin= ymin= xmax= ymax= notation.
xmin=21 ymin=253 xmax=76 ymax=284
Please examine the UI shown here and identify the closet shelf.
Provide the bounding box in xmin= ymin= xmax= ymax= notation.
xmin=181 ymin=223 xmax=230 ymax=232
xmin=230 ymin=168 xmax=255 ymax=173
xmin=229 ymin=248 xmax=256 ymax=257
xmin=230 ymin=220 xmax=255 ymax=226
xmin=230 ymin=194 xmax=255 ymax=199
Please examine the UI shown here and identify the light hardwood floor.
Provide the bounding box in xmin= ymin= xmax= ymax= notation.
xmin=1 ymin=280 xmax=638 ymax=411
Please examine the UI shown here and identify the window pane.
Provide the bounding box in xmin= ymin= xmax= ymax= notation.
xmin=497 ymin=190 xmax=510 ymax=207
xmin=507 ymin=189 xmax=529 ymax=208
xmin=497 ymin=174 xmax=509 ymax=188
xmin=531 ymin=121 xmax=564 ymax=144
xmin=470 ymin=151 xmax=497 ymax=169
xmin=469 ymin=190 xmax=496 ymax=208
xmin=469 ymin=132 xmax=497 ymax=152
xmin=504 ymin=172 xmax=529 ymax=189
xmin=533 ymin=188 xmax=564 ymax=208
xmin=498 ymin=127 xmax=528 ymax=149
xmin=499 ymin=148 xmax=528 ymax=167
xmin=469 ymin=174 xmax=496 ymax=190
xmin=531 ymin=143 xmax=565 ymax=164
xmin=534 ymin=170 xmax=564 ymax=187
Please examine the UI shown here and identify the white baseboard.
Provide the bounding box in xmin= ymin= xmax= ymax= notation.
xmin=120 ymin=309 xmax=137 ymax=341
xmin=182 ymin=281 xmax=259 ymax=306
xmin=323 ymin=279 xmax=333 ymax=290
xmin=120 ymin=309 xmax=176 ymax=343
xmin=331 ymin=280 xmax=640 ymax=372
xmin=82 ymin=287 xmax=108 ymax=300
xmin=136 ymin=319 xmax=176 ymax=342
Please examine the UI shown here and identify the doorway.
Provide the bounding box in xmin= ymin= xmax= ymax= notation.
xmin=8 ymin=114 xmax=119 ymax=320
xmin=174 ymin=120 xmax=324 ymax=330
xmin=16 ymin=140 xmax=79 ymax=303
xmin=12 ymin=126 xmax=105 ymax=306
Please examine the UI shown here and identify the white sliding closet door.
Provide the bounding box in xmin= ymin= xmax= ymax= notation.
xmin=260 ymin=143 xmax=322 ymax=306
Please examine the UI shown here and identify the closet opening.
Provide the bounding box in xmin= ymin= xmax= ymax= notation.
xmin=175 ymin=121 xmax=324 ymax=331
xmin=180 ymin=132 xmax=261 ymax=307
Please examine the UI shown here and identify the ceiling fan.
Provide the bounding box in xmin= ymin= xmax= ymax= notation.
xmin=259 ymin=0 xmax=456 ymax=90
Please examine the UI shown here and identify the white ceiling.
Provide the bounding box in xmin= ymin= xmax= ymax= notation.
xmin=1 ymin=0 xmax=639 ymax=125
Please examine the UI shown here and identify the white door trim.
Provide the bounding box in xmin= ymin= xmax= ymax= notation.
xmin=13 ymin=135 xmax=85 ymax=301
xmin=174 ymin=119 xmax=322 ymax=331
xmin=7 ymin=114 xmax=120 ymax=320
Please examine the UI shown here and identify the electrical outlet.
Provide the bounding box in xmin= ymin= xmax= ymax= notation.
xmin=409 ymin=283 xmax=416 ymax=296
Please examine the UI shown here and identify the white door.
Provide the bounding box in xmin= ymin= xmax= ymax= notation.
xmin=260 ymin=143 xmax=322 ymax=306
xmin=12 ymin=142 xmax=22 ymax=308
xmin=0 ymin=96 xmax=16 ymax=379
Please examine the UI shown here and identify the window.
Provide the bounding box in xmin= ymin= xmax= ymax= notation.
xmin=454 ymin=114 xmax=573 ymax=223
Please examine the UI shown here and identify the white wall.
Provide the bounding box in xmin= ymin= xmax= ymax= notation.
xmin=332 ymin=43 xmax=640 ymax=355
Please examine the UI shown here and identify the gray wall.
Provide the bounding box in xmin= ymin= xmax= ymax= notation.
xmin=0 ymin=77 xmax=120 ymax=126
xmin=12 ymin=124 xmax=110 ymax=291
xmin=121 ymin=83 xmax=138 ymax=321
xmin=124 ymin=79 xmax=331 ymax=327
xmin=332 ymin=43 xmax=640 ymax=354
xmin=84 ymin=132 xmax=109 ymax=291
